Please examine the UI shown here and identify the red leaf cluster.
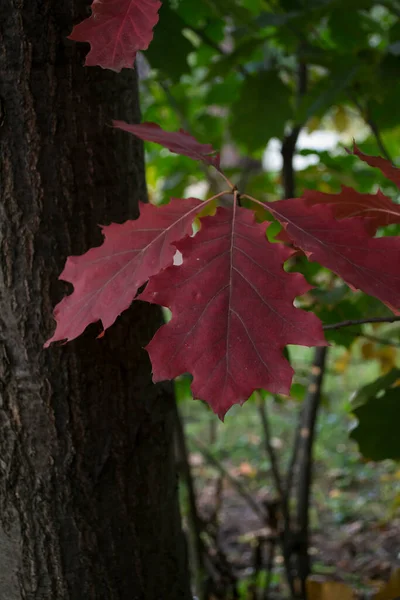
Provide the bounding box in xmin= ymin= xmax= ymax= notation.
xmin=46 ymin=123 xmax=400 ymax=417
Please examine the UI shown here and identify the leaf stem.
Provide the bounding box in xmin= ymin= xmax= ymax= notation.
xmin=240 ymin=194 xmax=272 ymax=210
xmin=216 ymin=169 xmax=236 ymax=191
xmin=204 ymin=189 xmax=233 ymax=205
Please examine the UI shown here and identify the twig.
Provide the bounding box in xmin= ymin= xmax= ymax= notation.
xmin=323 ymin=316 xmax=400 ymax=330
xmin=191 ymin=436 xmax=266 ymax=521
xmin=255 ymin=392 xmax=285 ymax=508
xmin=351 ymin=95 xmax=393 ymax=163
xmin=327 ymin=328 xmax=400 ymax=348
xmin=367 ymin=117 xmax=393 ymax=162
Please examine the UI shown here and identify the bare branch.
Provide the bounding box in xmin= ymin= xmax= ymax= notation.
xmin=323 ymin=316 xmax=400 ymax=330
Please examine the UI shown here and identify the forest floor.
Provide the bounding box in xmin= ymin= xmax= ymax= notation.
xmin=194 ymin=476 xmax=400 ymax=599
xmin=180 ymin=359 xmax=400 ymax=599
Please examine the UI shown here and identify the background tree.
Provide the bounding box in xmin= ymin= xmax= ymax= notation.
xmin=0 ymin=2 xmax=190 ymax=599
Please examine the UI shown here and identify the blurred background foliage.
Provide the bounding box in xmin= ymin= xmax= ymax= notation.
xmin=135 ymin=0 xmax=400 ymax=597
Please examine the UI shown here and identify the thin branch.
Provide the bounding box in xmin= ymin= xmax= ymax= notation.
xmin=255 ymin=392 xmax=285 ymax=507
xmin=323 ymin=316 xmax=400 ymax=330
xmin=351 ymin=95 xmax=393 ymax=163
xmin=367 ymin=117 xmax=393 ymax=162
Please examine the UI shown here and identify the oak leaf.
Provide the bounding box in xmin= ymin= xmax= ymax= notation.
xmin=69 ymin=0 xmax=161 ymax=72
xmin=113 ymin=120 xmax=221 ymax=169
xmin=270 ymin=199 xmax=400 ymax=314
xmin=302 ymin=186 xmax=400 ymax=234
xmin=352 ymin=144 xmax=400 ymax=188
xmin=45 ymin=198 xmax=204 ymax=346
xmin=141 ymin=206 xmax=326 ymax=418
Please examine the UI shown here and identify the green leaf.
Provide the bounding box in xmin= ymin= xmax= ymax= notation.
xmin=351 ymin=387 xmax=400 ymax=461
xmin=144 ymin=2 xmax=193 ymax=81
xmin=350 ymin=368 xmax=400 ymax=410
xmin=297 ymin=63 xmax=360 ymax=122
xmin=230 ymin=71 xmax=292 ymax=152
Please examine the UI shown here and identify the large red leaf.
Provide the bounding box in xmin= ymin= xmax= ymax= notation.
xmin=141 ymin=205 xmax=326 ymax=418
xmin=69 ymin=0 xmax=161 ymax=72
xmin=270 ymin=199 xmax=400 ymax=314
xmin=45 ymin=197 xmax=204 ymax=346
xmin=352 ymin=144 xmax=400 ymax=188
xmin=113 ymin=121 xmax=221 ymax=169
xmin=302 ymin=186 xmax=400 ymax=233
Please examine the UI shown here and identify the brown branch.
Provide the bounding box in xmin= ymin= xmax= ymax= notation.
xmin=351 ymin=95 xmax=393 ymax=163
xmin=281 ymin=58 xmax=308 ymax=199
xmin=294 ymin=347 xmax=328 ymax=598
xmin=367 ymin=117 xmax=393 ymax=162
xmin=255 ymin=392 xmax=285 ymax=508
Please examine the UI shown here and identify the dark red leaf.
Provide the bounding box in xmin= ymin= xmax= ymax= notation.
xmin=141 ymin=205 xmax=326 ymax=418
xmin=270 ymin=199 xmax=400 ymax=314
xmin=69 ymin=0 xmax=161 ymax=72
xmin=302 ymin=186 xmax=400 ymax=233
xmin=113 ymin=120 xmax=221 ymax=169
xmin=45 ymin=198 xmax=204 ymax=346
xmin=352 ymin=144 xmax=400 ymax=188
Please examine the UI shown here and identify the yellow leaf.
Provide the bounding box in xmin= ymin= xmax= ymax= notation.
xmin=307 ymin=116 xmax=321 ymax=133
xmin=197 ymin=198 xmax=217 ymax=218
xmin=361 ymin=341 xmax=377 ymax=360
xmin=333 ymin=105 xmax=349 ymax=133
xmin=319 ymin=182 xmax=335 ymax=194
xmin=373 ymin=568 xmax=400 ymax=600
xmin=193 ymin=198 xmax=217 ymax=229
xmin=307 ymin=579 xmax=355 ymax=600
xmin=329 ymin=489 xmax=341 ymax=498
xmin=237 ymin=462 xmax=257 ymax=477
xmin=376 ymin=347 xmax=397 ymax=374
xmin=334 ymin=351 xmax=350 ymax=373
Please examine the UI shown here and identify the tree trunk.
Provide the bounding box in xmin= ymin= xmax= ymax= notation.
xmin=0 ymin=2 xmax=191 ymax=599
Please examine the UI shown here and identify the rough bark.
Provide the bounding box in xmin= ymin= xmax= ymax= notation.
xmin=0 ymin=2 xmax=191 ymax=599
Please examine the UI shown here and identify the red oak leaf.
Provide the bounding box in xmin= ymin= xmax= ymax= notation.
xmin=302 ymin=186 xmax=400 ymax=234
xmin=113 ymin=121 xmax=221 ymax=169
xmin=69 ymin=0 xmax=161 ymax=72
xmin=141 ymin=205 xmax=326 ymax=418
xmin=45 ymin=197 xmax=205 ymax=347
xmin=352 ymin=144 xmax=400 ymax=188
xmin=270 ymin=199 xmax=400 ymax=314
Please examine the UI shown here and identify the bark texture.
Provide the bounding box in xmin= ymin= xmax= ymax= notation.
xmin=0 ymin=2 xmax=191 ymax=599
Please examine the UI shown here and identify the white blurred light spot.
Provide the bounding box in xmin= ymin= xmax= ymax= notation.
xmin=185 ymin=180 xmax=209 ymax=199
xmin=173 ymin=250 xmax=183 ymax=265
xmin=263 ymin=130 xmax=341 ymax=172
